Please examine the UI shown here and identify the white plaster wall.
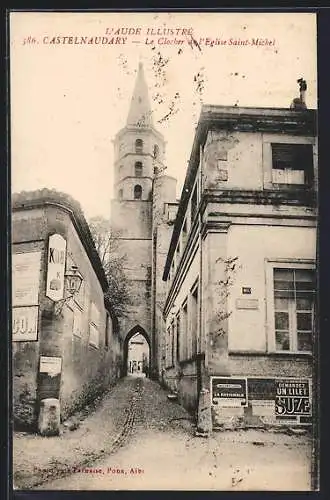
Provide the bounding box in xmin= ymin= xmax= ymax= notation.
xmin=227 ymin=132 xmax=263 ymax=190
xmin=165 ymin=247 xmax=199 ymax=328
xmin=227 ymin=224 xmax=316 ymax=352
xmin=203 ymin=130 xmax=316 ymax=192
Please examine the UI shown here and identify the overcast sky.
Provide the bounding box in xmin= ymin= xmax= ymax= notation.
xmin=10 ymin=11 xmax=317 ymax=220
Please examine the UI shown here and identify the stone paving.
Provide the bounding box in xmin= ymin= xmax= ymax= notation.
xmin=13 ymin=376 xmax=313 ymax=491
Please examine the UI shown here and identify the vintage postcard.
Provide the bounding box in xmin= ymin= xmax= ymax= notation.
xmin=10 ymin=10 xmax=318 ymax=491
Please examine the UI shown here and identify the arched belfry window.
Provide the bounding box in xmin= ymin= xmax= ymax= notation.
xmin=134 ymin=185 xmax=142 ymax=200
xmin=153 ymin=144 xmax=159 ymax=159
xmin=135 ymin=139 xmax=143 ymax=154
xmin=118 ymin=189 xmax=123 ymax=200
xmin=135 ymin=161 xmax=143 ymax=177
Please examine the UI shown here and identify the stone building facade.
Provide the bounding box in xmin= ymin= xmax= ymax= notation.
xmin=161 ymin=104 xmax=317 ymax=428
xmin=110 ymin=63 xmax=178 ymax=378
xmin=12 ymin=190 xmax=121 ymax=431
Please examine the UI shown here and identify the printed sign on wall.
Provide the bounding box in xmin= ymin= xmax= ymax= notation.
xmin=12 ymin=252 xmax=41 ymax=306
xmin=39 ymin=356 xmax=62 ymax=376
xmin=275 ymin=379 xmax=311 ymax=418
xmin=12 ymin=306 xmax=39 ymax=341
xmin=46 ymin=234 xmax=67 ymax=302
xmin=247 ymin=376 xmax=312 ymax=424
xmin=211 ymin=377 xmax=248 ymax=407
xmin=39 ymin=356 xmax=62 ymax=400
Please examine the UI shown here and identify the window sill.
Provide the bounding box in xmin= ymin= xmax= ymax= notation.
xmin=268 ymin=183 xmax=313 ymax=191
xmin=268 ymin=350 xmax=312 ymax=357
xmin=229 ymin=350 xmax=312 ymax=358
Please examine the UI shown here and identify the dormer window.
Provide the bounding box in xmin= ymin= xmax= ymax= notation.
xmin=271 ymin=143 xmax=314 ymax=186
xmin=135 ymin=139 xmax=143 ymax=154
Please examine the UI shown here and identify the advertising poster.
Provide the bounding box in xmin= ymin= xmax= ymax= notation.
xmin=45 ymin=233 xmax=67 ymax=301
xmin=275 ymin=378 xmax=312 ymax=421
xmin=12 ymin=306 xmax=39 ymax=341
xmin=211 ymin=377 xmax=247 ymax=407
xmin=10 ymin=10 xmax=318 ymax=492
xmin=12 ymin=252 xmax=41 ymax=306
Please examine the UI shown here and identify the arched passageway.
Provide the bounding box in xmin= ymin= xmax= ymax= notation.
xmin=123 ymin=325 xmax=150 ymax=377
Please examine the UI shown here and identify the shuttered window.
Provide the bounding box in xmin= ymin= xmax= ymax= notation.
xmin=271 ymin=143 xmax=314 ymax=185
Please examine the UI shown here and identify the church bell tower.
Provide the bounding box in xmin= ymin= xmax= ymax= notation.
xmin=110 ymin=62 xmax=166 ymax=367
xmin=113 ymin=62 xmax=166 ymax=204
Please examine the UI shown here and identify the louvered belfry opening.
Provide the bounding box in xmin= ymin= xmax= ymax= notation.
xmin=135 ymin=161 xmax=143 ymax=177
xmin=134 ymin=184 xmax=142 ymax=199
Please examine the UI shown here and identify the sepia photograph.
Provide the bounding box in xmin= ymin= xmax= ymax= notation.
xmin=10 ymin=10 xmax=318 ymax=491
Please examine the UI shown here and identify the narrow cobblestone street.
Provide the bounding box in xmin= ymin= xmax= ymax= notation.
xmin=14 ymin=377 xmax=312 ymax=491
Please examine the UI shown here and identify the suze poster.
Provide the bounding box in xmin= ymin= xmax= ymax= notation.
xmin=10 ymin=10 xmax=317 ymax=492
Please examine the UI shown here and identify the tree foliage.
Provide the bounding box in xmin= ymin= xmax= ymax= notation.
xmin=89 ymin=216 xmax=130 ymax=318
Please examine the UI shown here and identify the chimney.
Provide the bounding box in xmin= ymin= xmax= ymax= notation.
xmin=290 ymin=78 xmax=307 ymax=110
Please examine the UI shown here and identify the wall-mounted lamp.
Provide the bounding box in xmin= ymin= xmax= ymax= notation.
xmin=65 ymin=265 xmax=83 ymax=295
xmin=54 ymin=265 xmax=83 ymax=316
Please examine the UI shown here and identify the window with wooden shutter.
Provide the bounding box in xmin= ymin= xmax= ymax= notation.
xmin=271 ymin=143 xmax=314 ymax=186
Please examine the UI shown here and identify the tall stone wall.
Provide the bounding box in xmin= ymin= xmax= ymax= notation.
xmin=152 ymin=175 xmax=177 ymax=378
xmin=12 ymin=200 xmax=121 ymax=430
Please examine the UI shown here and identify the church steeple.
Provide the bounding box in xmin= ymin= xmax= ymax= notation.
xmin=126 ymin=62 xmax=153 ymax=128
xmin=112 ymin=61 xmax=165 ymax=203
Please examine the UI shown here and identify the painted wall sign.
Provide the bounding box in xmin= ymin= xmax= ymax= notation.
xmin=46 ymin=234 xmax=67 ymax=302
xmin=12 ymin=208 xmax=44 ymax=222
xmin=275 ymin=379 xmax=311 ymax=417
xmin=39 ymin=356 xmax=62 ymax=376
xmin=235 ymin=298 xmax=259 ymax=310
xmin=12 ymin=252 xmax=41 ymax=306
xmin=12 ymin=306 xmax=39 ymax=341
xmin=211 ymin=377 xmax=248 ymax=407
